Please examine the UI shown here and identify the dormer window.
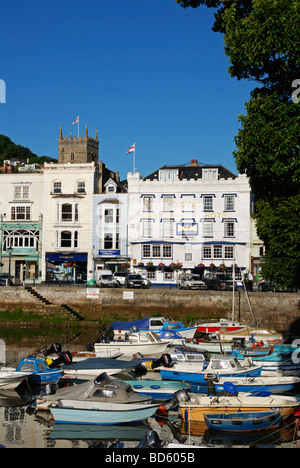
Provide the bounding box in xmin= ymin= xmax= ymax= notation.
xmin=104 ymin=178 xmax=117 ymax=194
xmin=159 ymin=169 xmax=178 ymax=181
xmin=202 ymin=169 xmax=218 ymax=180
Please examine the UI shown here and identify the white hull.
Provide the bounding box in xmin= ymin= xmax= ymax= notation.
xmin=94 ymin=341 xmax=171 ymax=357
xmin=0 ymin=371 xmax=32 ymax=390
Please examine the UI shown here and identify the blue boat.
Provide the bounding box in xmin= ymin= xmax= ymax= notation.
xmin=204 ymin=410 xmax=282 ymax=432
xmin=232 ymin=344 xmax=300 ymax=376
xmin=160 ymin=355 xmax=262 ymax=387
xmin=16 ymin=356 xmax=63 ymax=385
xmin=110 ymin=316 xmax=197 ymax=341
xmin=214 ymin=376 xmax=300 ymax=394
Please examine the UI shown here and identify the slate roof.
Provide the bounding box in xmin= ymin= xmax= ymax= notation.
xmin=144 ymin=161 xmax=237 ymax=181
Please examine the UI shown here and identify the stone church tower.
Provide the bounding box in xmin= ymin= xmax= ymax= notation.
xmin=58 ymin=125 xmax=99 ymax=164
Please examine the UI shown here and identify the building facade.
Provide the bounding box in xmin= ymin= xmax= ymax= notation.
xmin=0 ymin=171 xmax=43 ymax=284
xmin=127 ymin=160 xmax=252 ymax=285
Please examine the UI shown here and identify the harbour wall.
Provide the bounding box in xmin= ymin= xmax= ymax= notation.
xmin=0 ymin=286 xmax=299 ymax=333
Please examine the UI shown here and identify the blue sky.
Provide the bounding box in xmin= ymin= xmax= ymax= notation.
xmin=0 ymin=0 xmax=254 ymax=180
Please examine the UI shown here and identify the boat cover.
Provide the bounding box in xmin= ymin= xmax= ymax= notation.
xmin=109 ymin=317 xmax=151 ymax=331
xmin=65 ymin=357 xmax=140 ymax=372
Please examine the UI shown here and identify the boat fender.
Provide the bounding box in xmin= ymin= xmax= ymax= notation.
xmin=252 ymin=342 xmax=263 ymax=349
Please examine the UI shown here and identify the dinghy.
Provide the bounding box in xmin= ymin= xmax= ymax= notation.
xmin=204 ymin=410 xmax=282 ymax=432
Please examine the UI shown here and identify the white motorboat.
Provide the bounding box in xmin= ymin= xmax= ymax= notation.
xmin=0 ymin=369 xmax=33 ymax=390
xmin=93 ymin=331 xmax=171 ymax=357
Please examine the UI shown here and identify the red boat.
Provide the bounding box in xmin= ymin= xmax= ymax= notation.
xmin=196 ymin=318 xmax=248 ymax=334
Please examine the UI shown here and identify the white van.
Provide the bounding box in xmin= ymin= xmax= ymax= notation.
xmin=95 ymin=270 xmax=119 ymax=288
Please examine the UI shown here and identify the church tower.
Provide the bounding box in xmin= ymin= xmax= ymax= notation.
xmin=58 ymin=125 xmax=99 ymax=164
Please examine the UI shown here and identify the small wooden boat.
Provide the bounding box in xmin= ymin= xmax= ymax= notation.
xmin=179 ymin=393 xmax=299 ymax=422
xmin=204 ymin=410 xmax=282 ymax=432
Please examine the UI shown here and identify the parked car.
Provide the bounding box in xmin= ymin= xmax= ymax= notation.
xmin=127 ymin=274 xmax=146 ymax=289
xmin=113 ymin=272 xmax=127 ymax=286
xmin=95 ymin=269 xmax=119 ymax=288
xmin=177 ymin=274 xmax=206 ymax=290
xmin=258 ymin=281 xmax=298 ymax=293
xmin=0 ymin=273 xmax=14 ymax=286
xmin=204 ymin=273 xmax=237 ymax=291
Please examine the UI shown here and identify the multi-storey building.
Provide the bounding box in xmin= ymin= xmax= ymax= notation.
xmin=0 ymin=169 xmax=43 ymax=283
xmin=127 ymin=160 xmax=252 ymax=286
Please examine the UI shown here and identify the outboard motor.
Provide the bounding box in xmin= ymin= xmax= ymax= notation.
xmin=49 ymin=351 xmax=73 ymax=368
xmin=43 ymin=343 xmax=62 ymax=357
xmin=151 ymin=353 xmax=172 ymax=370
xmin=164 ymin=388 xmax=190 ymax=411
xmin=204 ymin=373 xmax=218 ymax=396
xmin=136 ymin=430 xmax=163 ymax=448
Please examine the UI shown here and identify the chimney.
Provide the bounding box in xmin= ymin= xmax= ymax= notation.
xmin=191 ymin=159 xmax=199 ymax=166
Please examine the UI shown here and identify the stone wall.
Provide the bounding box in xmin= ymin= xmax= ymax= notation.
xmin=0 ymin=286 xmax=299 ymax=332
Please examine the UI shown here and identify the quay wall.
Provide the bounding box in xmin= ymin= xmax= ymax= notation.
xmin=0 ymin=286 xmax=299 ymax=333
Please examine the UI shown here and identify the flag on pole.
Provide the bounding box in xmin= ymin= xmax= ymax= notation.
xmin=72 ymin=116 xmax=79 ymax=125
xmin=127 ymin=143 xmax=135 ymax=154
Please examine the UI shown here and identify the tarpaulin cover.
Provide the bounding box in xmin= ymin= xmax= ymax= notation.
xmin=109 ymin=317 xmax=151 ymax=331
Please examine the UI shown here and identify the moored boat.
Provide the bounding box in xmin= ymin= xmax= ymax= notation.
xmin=196 ymin=318 xmax=248 ymax=334
xmin=0 ymin=369 xmax=33 ymax=390
xmin=204 ymin=410 xmax=282 ymax=432
xmin=178 ymin=393 xmax=299 ymax=422
xmin=214 ymin=375 xmax=300 ymax=394
xmin=92 ymin=331 xmax=172 ymax=357
xmin=125 ymin=379 xmax=190 ymax=400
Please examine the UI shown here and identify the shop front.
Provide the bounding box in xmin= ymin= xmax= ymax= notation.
xmin=45 ymin=252 xmax=88 ymax=284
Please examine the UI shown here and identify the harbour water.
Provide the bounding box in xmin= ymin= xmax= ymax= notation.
xmin=0 ymin=328 xmax=299 ymax=449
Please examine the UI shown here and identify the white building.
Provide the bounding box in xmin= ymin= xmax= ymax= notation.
xmin=93 ymin=178 xmax=129 ymax=275
xmin=127 ymin=160 xmax=252 ymax=286
xmin=0 ymin=171 xmax=43 ymax=284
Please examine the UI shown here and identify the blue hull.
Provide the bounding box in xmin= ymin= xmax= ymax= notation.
xmin=160 ymin=368 xmax=261 ymax=384
xmin=215 ymin=382 xmax=295 ymax=394
xmin=204 ymin=411 xmax=281 ymax=432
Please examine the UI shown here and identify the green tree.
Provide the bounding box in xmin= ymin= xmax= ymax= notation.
xmin=175 ymin=0 xmax=300 ymax=287
xmin=0 ymin=135 xmax=56 ymax=165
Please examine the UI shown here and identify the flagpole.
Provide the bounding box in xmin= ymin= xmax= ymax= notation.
xmin=78 ymin=116 xmax=80 ymax=138
xmin=133 ymin=142 xmax=135 ymax=173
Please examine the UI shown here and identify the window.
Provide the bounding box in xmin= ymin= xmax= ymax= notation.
xmin=162 ymin=244 xmax=172 ymax=258
xmin=107 ymin=185 xmax=116 ymax=193
xmin=57 ymin=203 xmax=79 ymax=223
xmin=143 ymin=196 xmax=153 ymax=212
xmin=147 ymin=271 xmax=156 ymax=280
xmin=203 ymin=196 xmax=213 ymax=211
xmin=61 ymin=204 xmax=73 ymax=222
xmin=152 ymin=245 xmax=161 ymax=257
xmin=53 ymin=181 xmax=62 ymax=194
xmin=116 ymin=209 xmax=120 ymax=224
xmin=203 ymin=220 xmax=213 ymax=237
xmin=2 ymin=229 xmax=39 ymax=251
xmin=11 ymin=206 xmax=31 ymax=221
xmin=159 ymin=170 xmax=178 ymax=181
xmin=224 ymin=246 xmax=234 ymax=259
xmin=61 ymin=231 xmax=72 ymax=248
xmin=105 ymin=209 xmax=113 ymax=223
xmin=224 ymin=221 xmax=235 ymax=237
xmin=162 ymin=220 xmax=174 ymax=238
xmin=203 ymin=246 xmax=212 ymax=259
xmin=203 ymin=169 xmax=218 ymax=180
xmin=163 ymin=196 xmax=174 ymax=211
xmin=77 ymin=181 xmax=85 ymax=193
xmin=141 ymin=244 xmax=172 ymax=259
xmin=142 ymin=220 xmax=152 ymax=237
xmin=213 ymin=245 xmax=223 ymax=258
xmin=104 ymin=233 xmax=113 ymax=249
xmin=14 ymin=185 xmax=29 ymax=200
xmin=164 ymin=271 xmax=174 ymax=281
xmin=142 ymin=245 xmax=151 ymax=258
xmin=224 ymin=195 xmax=235 ymax=211
xmin=57 ymin=230 xmax=79 ymax=249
